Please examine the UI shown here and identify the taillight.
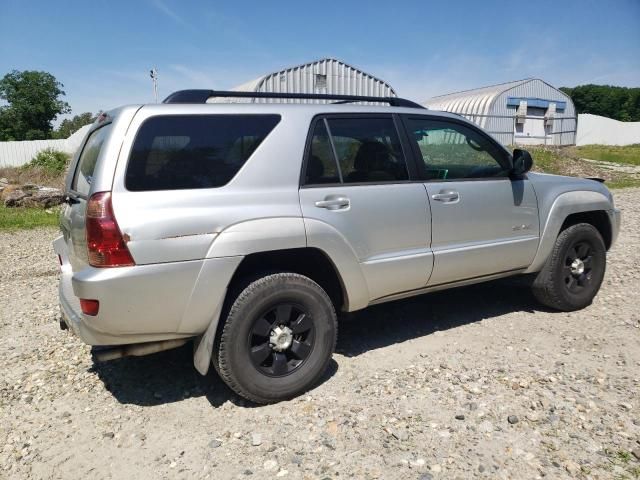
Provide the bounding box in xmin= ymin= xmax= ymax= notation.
xmin=86 ymin=192 xmax=134 ymax=267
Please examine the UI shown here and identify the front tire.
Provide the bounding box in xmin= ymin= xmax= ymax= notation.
xmin=532 ymin=223 xmax=606 ymax=311
xmin=216 ymin=273 xmax=337 ymax=404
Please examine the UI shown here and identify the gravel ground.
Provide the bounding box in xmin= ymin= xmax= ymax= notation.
xmin=1 ymin=190 xmax=639 ymax=480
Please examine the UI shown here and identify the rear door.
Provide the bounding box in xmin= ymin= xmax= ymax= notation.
xmin=299 ymin=114 xmax=432 ymax=302
xmin=60 ymin=122 xmax=113 ymax=271
xmin=402 ymin=115 xmax=539 ymax=285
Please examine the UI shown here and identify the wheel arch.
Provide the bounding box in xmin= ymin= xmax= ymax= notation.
xmin=228 ymin=247 xmax=349 ymax=313
xmin=525 ymin=190 xmax=614 ymax=273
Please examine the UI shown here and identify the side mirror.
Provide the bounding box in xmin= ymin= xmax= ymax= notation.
xmin=512 ymin=149 xmax=533 ymax=175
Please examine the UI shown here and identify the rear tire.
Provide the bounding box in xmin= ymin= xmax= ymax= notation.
xmin=531 ymin=223 xmax=606 ymax=311
xmin=216 ymin=272 xmax=337 ymax=404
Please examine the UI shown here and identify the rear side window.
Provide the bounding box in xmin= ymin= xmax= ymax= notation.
xmin=303 ymin=116 xmax=409 ymax=186
xmin=305 ymin=121 xmax=341 ymax=184
xmin=328 ymin=118 xmax=408 ymax=183
xmin=126 ymin=114 xmax=280 ymax=191
xmin=72 ymin=124 xmax=112 ymax=195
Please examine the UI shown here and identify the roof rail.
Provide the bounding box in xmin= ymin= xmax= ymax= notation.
xmin=162 ymin=89 xmax=426 ymax=109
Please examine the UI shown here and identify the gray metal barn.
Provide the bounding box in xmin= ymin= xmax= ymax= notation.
xmin=424 ymin=79 xmax=577 ymax=146
xmin=225 ymin=58 xmax=396 ymax=102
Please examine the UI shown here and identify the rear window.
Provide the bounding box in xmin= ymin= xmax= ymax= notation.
xmin=125 ymin=114 xmax=281 ymax=191
xmin=72 ymin=124 xmax=112 ymax=195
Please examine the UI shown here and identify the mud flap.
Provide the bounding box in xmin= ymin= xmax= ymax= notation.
xmin=193 ymin=302 xmax=223 ymax=375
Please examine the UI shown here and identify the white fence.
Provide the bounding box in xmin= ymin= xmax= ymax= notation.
xmin=576 ymin=114 xmax=640 ymax=146
xmin=0 ymin=125 xmax=91 ymax=168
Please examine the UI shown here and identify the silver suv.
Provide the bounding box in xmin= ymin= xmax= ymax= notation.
xmin=54 ymin=90 xmax=621 ymax=403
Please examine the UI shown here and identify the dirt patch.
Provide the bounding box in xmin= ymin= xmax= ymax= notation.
xmin=1 ymin=191 xmax=639 ymax=479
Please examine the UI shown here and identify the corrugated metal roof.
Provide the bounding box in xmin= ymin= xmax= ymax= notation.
xmin=424 ymin=78 xmax=533 ymax=116
xmin=228 ymin=57 xmax=396 ymax=97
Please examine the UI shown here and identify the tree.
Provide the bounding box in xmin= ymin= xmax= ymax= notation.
xmin=560 ymin=85 xmax=640 ymax=122
xmin=0 ymin=70 xmax=71 ymax=141
xmin=53 ymin=112 xmax=96 ymax=139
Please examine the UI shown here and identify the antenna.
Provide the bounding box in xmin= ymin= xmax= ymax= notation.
xmin=149 ymin=67 xmax=158 ymax=103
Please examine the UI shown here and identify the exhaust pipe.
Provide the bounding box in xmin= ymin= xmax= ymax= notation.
xmin=92 ymin=338 xmax=190 ymax=362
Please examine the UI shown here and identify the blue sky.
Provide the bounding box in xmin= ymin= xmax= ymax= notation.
xmin=1 ymin=0 xmax=639 ymax=123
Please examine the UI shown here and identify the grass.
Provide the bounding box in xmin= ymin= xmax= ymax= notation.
xmin=524 ymin=145 xmax=640 ymax=189
xmin=574 ymin=144 xmax=640 ymax=166
xmin=0 ymin=165 xmax=66 ymax=190
xmin=0 ymin=205 xmax=60 ymax=230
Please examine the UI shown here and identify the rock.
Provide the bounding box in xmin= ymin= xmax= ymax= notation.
xmin=0 ymin=177 xmax=8 ymax=186
xmin=3 ymin=189 xmax=28 ymax=207
xmin=430 ymin=464 xmax=442 ymax=473
xmin=392 ymin=429 xmax=409 ymax=441
xmin=276 ymin=470 xmax=288 ymax=477
xmin=209 ymin=439 xmax=222 ymax=448
xmin=263 ymin=460 xmax=278 ymax=472
xmin=564 ymin=460 xmax=581 ymax=475
xmin=418 ymin=474 xmax=434 ymax=480
xmin=632 ymin=448 xmax=640 ymax=460
xmin=479 ymin=421 xmax=493 ymax=433
xmin=102 ymin=432 xmax=115 ymax=439
xmin=251 ymin=433 xmax=262 ymax=446
xmin=21 ymin=189 xmax=64 ymax=208
xmin=507 ymin=415 xmax=519 ymax=425
xmin=409 ymin=458 xmax=426 ymax=468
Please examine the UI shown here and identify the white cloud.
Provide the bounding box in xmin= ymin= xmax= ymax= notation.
xmin=149 ymin=0 xmax=192 ymax=28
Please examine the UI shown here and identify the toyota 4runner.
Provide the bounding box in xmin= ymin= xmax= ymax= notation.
xmin=53 ymin=90 xmax=621 ymax=403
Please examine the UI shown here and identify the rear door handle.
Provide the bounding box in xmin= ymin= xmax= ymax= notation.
xmin=315 ymin=196 xmax=350 ymax=210
xmin=431 ymin=190 xmax=460 ymax=203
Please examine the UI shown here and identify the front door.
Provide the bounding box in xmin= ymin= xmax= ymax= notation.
xmin=299 ymin=115 xmax=432 ymax=302
xmin=403 ymin=116 xmax=539 ymax=286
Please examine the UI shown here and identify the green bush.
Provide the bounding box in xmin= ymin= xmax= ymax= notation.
xmin=25 ymin=148 xmax=70 ymax=173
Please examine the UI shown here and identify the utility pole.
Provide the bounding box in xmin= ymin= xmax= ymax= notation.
xmin=150 ymin=67 xmax=158 ymax=103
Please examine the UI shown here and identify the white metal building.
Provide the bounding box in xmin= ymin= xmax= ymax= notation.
xmin=424 ymin=79 xmax=577 ymax=146
xmin=224 ymin=58 xmax=396 ymax=102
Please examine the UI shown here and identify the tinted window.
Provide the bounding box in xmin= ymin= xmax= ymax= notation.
xmin=72 ymin=124 xmax=112 ymax=195
xmin=305 ymin=120 xmax=340 ymax=185
xmin=327 ymin=117 xmax=408 ymax=184
xmin=126 ymin=115 xmax=280 ymax=191
xmin=407 ymin=118 xmax=509 ymax=180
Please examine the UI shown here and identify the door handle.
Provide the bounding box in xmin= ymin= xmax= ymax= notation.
xmin=315 ymin=196 xmax=350 ymax=210
xmin=431 ymin=190 xmax=460 ymax=203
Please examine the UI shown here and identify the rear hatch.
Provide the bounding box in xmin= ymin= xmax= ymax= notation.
xmin=57 ymin=106 xmax=144 ymax=273
xmin=59 ymin=121 xmax=115 ymax=272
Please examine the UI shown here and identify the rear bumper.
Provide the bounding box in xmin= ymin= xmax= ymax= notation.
xmin=54 ymin=235 xmax=242 ymax=346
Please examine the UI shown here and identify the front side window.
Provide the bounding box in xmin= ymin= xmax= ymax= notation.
xmin=72 ymin=124 xmax=112 ymax=195
xmin=406 ymin=118 xmax=509 ymax=180
xmin=126 ymin=114 xmax=280 ymax=191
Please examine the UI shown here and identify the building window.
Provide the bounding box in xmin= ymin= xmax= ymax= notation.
xmin=315 ymin=74 xmax=327 ymax=90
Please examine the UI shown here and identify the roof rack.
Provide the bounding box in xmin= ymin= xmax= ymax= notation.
xmin=162 ymin=89 xmax=426 ymax=109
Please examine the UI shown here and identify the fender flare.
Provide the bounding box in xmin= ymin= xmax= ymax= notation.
xmin=525 ymin=190 xmax=612 ymax=273
xmin=192 ymin=216 xmax=369 ymax=375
